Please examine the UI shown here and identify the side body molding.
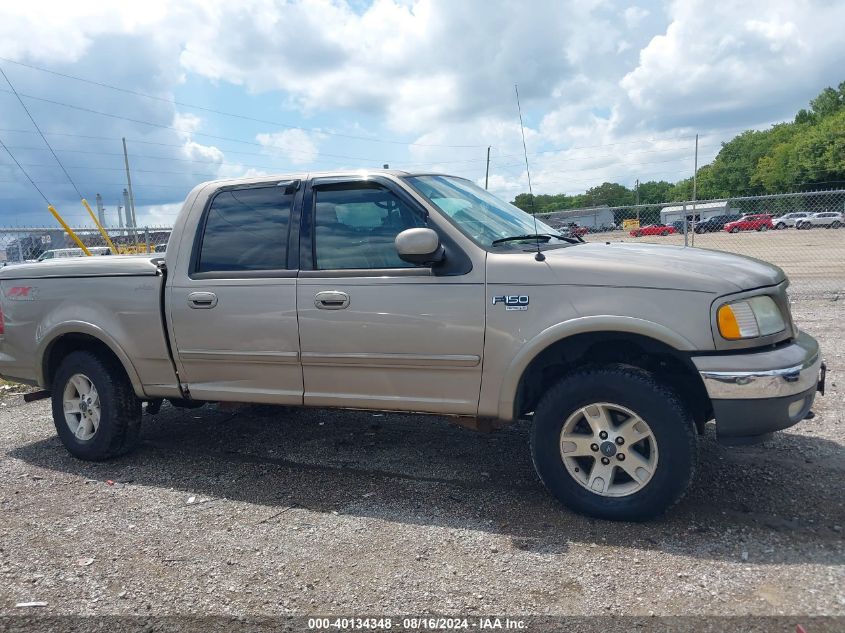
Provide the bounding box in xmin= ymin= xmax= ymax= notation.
xmin=493 ymin=315 xmax=697 ymax=421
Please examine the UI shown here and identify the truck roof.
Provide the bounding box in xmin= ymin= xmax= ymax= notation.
xmin=191 ymin=169 xmax=453 ymax=190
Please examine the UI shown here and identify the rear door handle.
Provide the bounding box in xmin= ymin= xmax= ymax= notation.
xmin=187 ymin=291 xmax=218 ymax=309
xmin=315 ymin=290 xmax=350 ymax=310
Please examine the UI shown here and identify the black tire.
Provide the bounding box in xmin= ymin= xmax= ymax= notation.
xmin=832 ymin=221 xmax=842 ymax=229
xmin=660 ymin=230 xmax=669 ymax=236
xmin=730 ymin=227 xmax=739 ymax=233
xmin=51 ymin=350 xmax=142 ymax=461
xmin=694 ymin=226 xmax=704 ymax=234
xmin=776 ymin=223 xmax=786 ymax=230
xmin=530 ymin=366 xmax=697 ymax=521
xmin=758 ymin=225 xmax=768 ymax=232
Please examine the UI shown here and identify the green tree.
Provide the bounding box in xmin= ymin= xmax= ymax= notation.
xmin=582 ymin=182 xmax=634 ymax=207
xmin=635 ymin=180 xmax=674 ymax=204
xmin=509 ymin=81 xmax=845 ymax=204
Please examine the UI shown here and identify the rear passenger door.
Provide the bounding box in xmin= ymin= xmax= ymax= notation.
xmin=168 ymin=182 xmax=303 ymax=403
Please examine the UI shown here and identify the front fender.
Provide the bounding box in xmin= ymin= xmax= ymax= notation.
xmin=495 ymin=315 xmax=697 ymax=420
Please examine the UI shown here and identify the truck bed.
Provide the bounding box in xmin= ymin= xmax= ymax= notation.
xmin=0 ymin=254 xmax=162 ymax=279
xmin=0 ymin=255 xmax=180 ymax=397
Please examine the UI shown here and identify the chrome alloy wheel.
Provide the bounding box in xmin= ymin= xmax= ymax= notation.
xmin=62 ymin=373 xmax=101 ymax=441
xmin=559 ymin=402 xmax=659 ymax=497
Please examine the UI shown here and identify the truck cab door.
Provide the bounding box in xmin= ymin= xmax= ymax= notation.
xmin=295 ymin=176 xmax=485 ymax=414
xmin=167 ymin=181 xmax=303 ymax=403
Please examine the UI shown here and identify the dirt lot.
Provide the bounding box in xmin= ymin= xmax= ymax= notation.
xmin=0 ymin=300 xmax=843 ymax=629
xmin=586 ymin=227 xmax=845 ymax=291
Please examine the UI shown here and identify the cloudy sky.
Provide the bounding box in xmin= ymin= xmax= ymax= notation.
xmin=0 ymin=0 xmax=843 ymax=226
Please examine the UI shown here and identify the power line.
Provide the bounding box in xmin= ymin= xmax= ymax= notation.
xmin=0 ymin=134 xmax=51 ymax=203
xmin=0 ymin=56 xmax=487 ymax=149
xmin=0 ymin=66 xmax=83 ymax=198
xmin=0 ymin=89 xmax=410 ymax=164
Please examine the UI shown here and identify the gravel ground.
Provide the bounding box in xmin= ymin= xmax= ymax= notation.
xmin=0 ymin=300 xmax=843 ymax=629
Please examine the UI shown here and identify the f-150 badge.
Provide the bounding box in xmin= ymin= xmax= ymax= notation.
xmin=491 ymin=295 xmax=529 ymax=311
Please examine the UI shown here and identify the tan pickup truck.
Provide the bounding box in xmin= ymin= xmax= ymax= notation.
xmin=0 ymin=171 xmax=826 ymax=520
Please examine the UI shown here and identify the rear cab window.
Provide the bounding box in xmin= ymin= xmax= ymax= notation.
xmin=195 ymin=185 xmax=293 ymax=274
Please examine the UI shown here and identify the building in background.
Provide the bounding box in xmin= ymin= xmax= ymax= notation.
xmin=660 ymin=200 xmax=738 ymax=225
xmin=539 ymin=206 xmax=616 ymax=230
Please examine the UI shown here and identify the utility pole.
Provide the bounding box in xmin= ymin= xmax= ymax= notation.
xmin=122 ymin=189 xmax=131 ymax=237
xmin=635 ymin=178 xmax=640 ymax=224
xmin=95 ymin=193 xmax=106 ymax=226
xmin=122 ymin=138 xmax=138 ymax=239
xmin=485 ymin=146 xmax=491 ymax=190
xmin=691 ymin=133 xmax=699 ymax=247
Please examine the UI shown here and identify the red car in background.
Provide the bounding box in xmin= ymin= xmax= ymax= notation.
xmin=629 ymin=224 xmax=676 ymax=237
xmin=723 ymin=214 xmax=773 ymax=233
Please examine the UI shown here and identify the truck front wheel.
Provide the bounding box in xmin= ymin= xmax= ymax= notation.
xmin=530 ymin=366 xmax=697 ymax=521
xmin=51 ymin=350 xmax=142 ymax=461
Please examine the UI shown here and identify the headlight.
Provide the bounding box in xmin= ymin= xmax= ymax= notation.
xmin=717 ymin=296 xmax=786 ymax=340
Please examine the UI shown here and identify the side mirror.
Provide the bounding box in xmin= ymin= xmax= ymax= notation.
xmin=395 ymin=228 xmax=445 ymax=266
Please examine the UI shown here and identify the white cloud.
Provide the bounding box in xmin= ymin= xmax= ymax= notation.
xmin=255 ymin=129 xmax=323 ymax=165
xmin=623 ymin=6 xmax=650 ymax=28
xmin=620 ymin=0 xmax=845 ymax=130
xmin=1 ymin=0 xmax=843 ymax=220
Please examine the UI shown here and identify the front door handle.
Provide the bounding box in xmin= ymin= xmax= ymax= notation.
xmin=187 ymin=291 xmax=218 ymax=309
xmin=315 ymin=290 xmax=350 ymax=310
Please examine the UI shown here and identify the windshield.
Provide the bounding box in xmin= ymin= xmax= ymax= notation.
xmin=405 ymin=175 xmax=573 ymax=249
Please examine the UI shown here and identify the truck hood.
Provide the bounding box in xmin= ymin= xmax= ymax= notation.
xmin=540 ymin=242 xmax=785 ymax=294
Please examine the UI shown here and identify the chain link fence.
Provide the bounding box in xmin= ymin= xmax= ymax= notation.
xmin=538 ymin=189 xmax=845 ymax=300
xmin=0 ymin=226 xmax=173 ymax=264
xmin=0 ymin=189 xmax=843 ymax=299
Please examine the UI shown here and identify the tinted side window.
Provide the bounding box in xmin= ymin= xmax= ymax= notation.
xmin=313 ymin=183 xmax=426 ymax=270
xmin=197 ymin=186 xmax=292 ymax=272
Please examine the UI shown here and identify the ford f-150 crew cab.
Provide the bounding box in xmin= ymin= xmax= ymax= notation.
xmin=0 ymin=171 xmax=826 ymax=520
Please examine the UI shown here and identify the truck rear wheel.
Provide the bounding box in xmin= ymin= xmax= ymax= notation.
xmin=51 ymin=350 xmax=142 ymax=461
xmin=530 ymin=366 xmax=697 ymax=521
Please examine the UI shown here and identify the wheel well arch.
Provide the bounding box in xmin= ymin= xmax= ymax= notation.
xmin=42 ymin=332 xmax=137 ymax=394
xmin=513 ymin=331 xmax=712 ymax=431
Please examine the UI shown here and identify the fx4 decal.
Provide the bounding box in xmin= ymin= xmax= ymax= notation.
xmin=491 ymin=295 xmax=529 ymax=311
xmin=4 ymin=286 xmax=38 ymax=301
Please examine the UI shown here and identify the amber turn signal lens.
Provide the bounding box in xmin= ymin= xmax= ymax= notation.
xmin=717 ymin=304 xmax=741 ymax=339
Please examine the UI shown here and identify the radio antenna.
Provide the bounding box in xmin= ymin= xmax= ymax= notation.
xmin=514 ymin=84 xmax=544 ymax=262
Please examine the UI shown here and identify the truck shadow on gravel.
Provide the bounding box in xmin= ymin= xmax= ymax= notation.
xmin=10 ymin=403 xmax=845 ymax=565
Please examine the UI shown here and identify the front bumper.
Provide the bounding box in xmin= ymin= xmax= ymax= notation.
xmin=692 ymin=331 xmax=823 ymax=442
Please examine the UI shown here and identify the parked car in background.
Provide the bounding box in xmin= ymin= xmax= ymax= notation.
xmin=630 ymin=224 xmax=676 ymax=237
xmin=774 ymin=212 xmax=810 ymax=229
xmin=797 ymin=212 xmax=843 ymax=229
xmin=723 ymin=214 xmax=773 ymax=233
xmin=671 ymin=220 xmax=687 ymax=233
xmin=694 ymin=214 xmax=742 ymax=234
xmin=36 ymin=247 xmax=111 ymax=261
